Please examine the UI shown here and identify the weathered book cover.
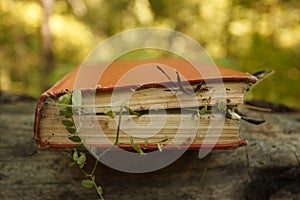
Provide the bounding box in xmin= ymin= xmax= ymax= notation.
xmin=34 ymin=58 xmax=256 ymax=150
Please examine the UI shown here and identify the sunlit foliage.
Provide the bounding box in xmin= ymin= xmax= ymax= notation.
xmin=0 ymin=0 xmax=299 ymax=108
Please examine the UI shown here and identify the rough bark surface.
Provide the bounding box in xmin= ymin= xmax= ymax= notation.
xmin=0 ymin=93 xmax=299 ymax=200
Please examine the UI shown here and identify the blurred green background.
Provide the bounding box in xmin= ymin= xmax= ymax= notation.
xmin=0 ymin=0 xmax=299 ymax=108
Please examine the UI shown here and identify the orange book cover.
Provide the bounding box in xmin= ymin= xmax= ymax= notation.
xmin=34 ymin=58 xmax=257 ymax=150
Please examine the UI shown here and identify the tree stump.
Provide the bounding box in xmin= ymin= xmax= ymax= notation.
xmin=0 ymin=92 xmax=299 ymax=199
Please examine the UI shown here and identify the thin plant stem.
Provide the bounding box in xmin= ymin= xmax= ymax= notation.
xmin=114 ymin=104 xmax=124 ymax=145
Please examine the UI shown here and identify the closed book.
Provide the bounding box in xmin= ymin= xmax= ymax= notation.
xmin=34 ymin=58 xmax=256 ymax=150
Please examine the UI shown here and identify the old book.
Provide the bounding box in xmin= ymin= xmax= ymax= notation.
xmin=34 ymin=58 xmax=257 ymax=150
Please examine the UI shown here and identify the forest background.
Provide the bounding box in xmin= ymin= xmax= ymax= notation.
xmin=0 ymin=0 xmax=299 ymax=108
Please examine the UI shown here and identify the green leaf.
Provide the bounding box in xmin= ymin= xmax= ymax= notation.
xmin=81 ymin=179 xmax=94 ymax=189
xmin=104 ymin=109 xmax=116 ymax=118
xmin=65 ymin=106 xmax=73 ymax=118
xmin=59 ymin=109 xmax=66 ymax=116
xmin=198 ymin=106 xmax=208 ymax=115
xmin=68 ymin=135 xmax=81 ymax=142
xmin=68 ymin=161 xmax=76 ymax=167
xmin=72 ymin=88 xmax=82 ymax=107
xmin=157 ymin=143 xmax=163 ymax=152
xmin=58 ymin=93 xmax=72 ymax=105
xmin=124 ymin=106 xmax=142 ymax=116
xmin=62 ymin=120 xmax=74 ymax=127
xmin=79 ymin=163 xmax=85 ymax=169
xmin=77 ymin=153 xmax=86 ymax=165
xmin=130 ymin=136 xmax=143 ymax=154
xmin=66 ymin=127 xmax=76 ymax=134
xmin=74 ymin=145 xmax=87 ymax=152
xmin=97 ymin=186 xmax=103 ymax=195
xmin=60 ymin=108 xmax=72 ymax=118
xmin=73 ymin=150 xmax=78 ymax=161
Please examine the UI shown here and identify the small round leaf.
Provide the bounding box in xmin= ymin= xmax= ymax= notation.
xmin=62 ymin=120 xmax=74 ymax=127
xmin=68 ymin=135 xmax=81 ymax=142
xmin=81 ymin=179 xmax=94 ymax=189
xmin=97 ymin=186 xmax=103 ymax=195
xmin=66 ymin=127 xmax=76 ymax=134
xmin=73 ymin=150 xmax=78 ymax=161
xmin=77 ymin=153 xmax=86 ymax=165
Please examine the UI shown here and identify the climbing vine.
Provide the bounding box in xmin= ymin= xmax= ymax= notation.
xmin=56 ymin=89 xmax=180 ymax=199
